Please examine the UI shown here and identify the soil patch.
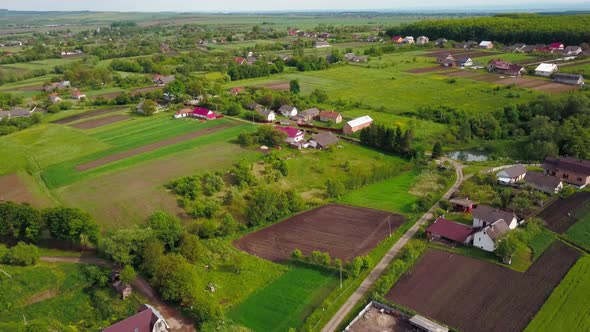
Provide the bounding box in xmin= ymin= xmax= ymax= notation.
xmin=234 ymin=203 xmax=405 ymax=262
xmin=442 ymin=71 xmax=578 ymax=93
xmin=386 ymin=242 xmax=580 ymax=332
xmin=70 ymin=114 xmax=129 ymax=130
xmin=406 ymin=66 xmax=456 ymax=74
xmin=24 ymin=289 xmax=58 ymax=306
xmin=538 ymin=192 xmax=590 ymax=234
xmin=52 ymin=108 xmax=124 ymax=125
xmin=253 ymin=81 xmax=290 ymax=91
xmin=348 ymin=306 xmax=413 ymax=332
xmin=0 ymin=173 xmax=49 ymax=207
xmin=76 ymin=123 xmax=233 ymax=171
xmin=421 ymin=49 xmax=500 ymax=58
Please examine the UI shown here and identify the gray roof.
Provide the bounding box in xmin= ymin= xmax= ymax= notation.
xmin=312 ymin=131 xmax=339 ymax=148
xmin=525 ymin=171 xmax=563 ymax=189
xmin=554 ymin=73 xmax=584 ymax=84
xmin=485 ymin=219 xmax=510 ymax=241
xmin=473 ymin=205 xmax=515 ymax=225
xmin=497 ymin=164 xmax=527 ymax=179
xmin=449 ymin=198 xmax=474 ymax=207
xmin=257 ymin=109 xmax=275 ymax=117
xmin=300 ymin=108 xmax=320 ymax=117
xmin=278 ymin=105 xmax=296 ymax=113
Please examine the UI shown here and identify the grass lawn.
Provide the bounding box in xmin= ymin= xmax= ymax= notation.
xmin=429 ymin=242 xmax=532 ymax=272
xmin=0 ymin=262 xmax=144 ymax=331
xmin=529 ymin=229 xmax=556 ymax=261
xmin=525 ymin=256 xmax=590 ymax=332
xmin=228 ymin=267 xmax=338 ymax=332
xmin=338 ymin=170 xmax=420 ymax=214
xmin=564 ymin=206 xmax=590 ymax=251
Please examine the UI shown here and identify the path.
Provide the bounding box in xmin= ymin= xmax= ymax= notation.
xmin=40 ymin=256 xmax=195 ymax=332
xmin=321 ymin=161 xmax=464 ymax=332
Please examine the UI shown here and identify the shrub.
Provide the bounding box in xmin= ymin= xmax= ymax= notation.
xmin=4 ymin=242 xmax=39 ymax=266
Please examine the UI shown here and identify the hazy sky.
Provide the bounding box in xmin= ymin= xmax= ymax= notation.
xmin=1 ymin=0 xmax=588 ymax=12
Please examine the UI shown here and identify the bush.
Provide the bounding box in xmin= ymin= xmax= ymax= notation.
xmin=4 ymin=242 xmax=39 ymax=266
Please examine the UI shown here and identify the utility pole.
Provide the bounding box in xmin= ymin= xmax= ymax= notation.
xmin=340 ymin=261 xmax=343 ymax=289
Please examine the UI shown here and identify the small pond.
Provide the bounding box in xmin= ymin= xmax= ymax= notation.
xmin=447 ymin=150 xmax=489 ymax=162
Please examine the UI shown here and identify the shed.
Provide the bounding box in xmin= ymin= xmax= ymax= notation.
xmin=343 ymin=115 xmax=373 ymax=135
xmin=553 ymin=73 xmax=584 ymax=86
xmin=535 ymin=63 xmax=558 ymax=77
xmin=310 ymin=132 xmax=339 ymax=149
xmin=496 ymin=164 xmax=527 ymax=185
xmin=409 ymin=315 xmax=449 ymax=332
xmin=449 ymin=198 xmax=475 ymax=212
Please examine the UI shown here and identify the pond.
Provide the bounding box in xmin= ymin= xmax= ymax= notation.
xmin=447 ymin=150 xmax=489 ymax=162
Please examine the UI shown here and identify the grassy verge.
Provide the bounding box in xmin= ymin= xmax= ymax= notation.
xmin=529 ymin=229 xmax=556 ymax=261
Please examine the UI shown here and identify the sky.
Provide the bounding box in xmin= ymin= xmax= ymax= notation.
xmin=1 ymin=0 xmax=589 ymax=12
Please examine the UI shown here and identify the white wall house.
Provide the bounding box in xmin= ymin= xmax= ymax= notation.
xmin=472 ymin=205 xmax=519 ymax=230
xmin=535 ymin=63 xmax=558 ymax=77
xmin=496 ymin=164 xmax=527 ymax=185
xmin=473 ymin=219 xmax=510 ymax=252
xmin=278 ymin=105 xmax=299 ymax=117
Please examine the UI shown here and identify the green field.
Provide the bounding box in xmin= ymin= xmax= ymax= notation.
xmin=525 ymin=256 xmax=590 ymax=332
xmin=229 ymin=267 xmax=338 ymax=332
xmin=529 ymin=229 xmax=556 ymax=261
xmin=564 ymin=206 xmax=590 ymax=251
xmin=560 ymin=62 xmax=590 ymax=75
xmin=0 ymin=262 xmax=144 ymax=331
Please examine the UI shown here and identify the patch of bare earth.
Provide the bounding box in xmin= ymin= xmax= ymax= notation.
xmin=0 ymin=173 xmax=50 ymax=207
xmin=24 ymin=289 xmax=58 ymax=305
xmin=70 ymin=114 xmax=129 ymax=130
xmin=253 ymin=81 xmax=290 ymax=91
xmin=52 ymin=107 xmax=125 ymax=125
xmin=406 ymin=66 xmax=456 ymax=74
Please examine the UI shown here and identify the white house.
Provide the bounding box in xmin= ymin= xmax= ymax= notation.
xmin=473 ymin=219 xmax=510 ymax=252
xmin=403 ymin=36 xmax=415 ymax=44
xmin=71 ymin=90 xmax=86 ymax=100
xmin=174 ymin=108 xmax=193 ymax=119
xmin=278 ymin=105 xmax=299 ymax=117
xmin=496 ymin=164 xmax=527 ymax=185
xmin=472 ymin=205 xmax=519 ymax=230
xmin=416 ymin=36 xmax=429 ymax=45
xmin=479 ymin=41 xmax=494 ymax=49
xmin=257 ymin=109 xmax=276 ymax=122
xmin=535 ymin=63 xmax=559 ymax=77
xmin=49 ymin=93 xmax=62 ymax=104
xmin=455 ymin=57 xmax=473 ymax=68
xmin=275 ymin=126 xmax=305 ymax=144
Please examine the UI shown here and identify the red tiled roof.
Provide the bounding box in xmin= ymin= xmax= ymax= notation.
xmin=275 ymin=126 xmax=303 ymax=138
xmin=549 ymin=42 xmax=563 ymax=49
xmin=176 ymin=108 xmax=193 ymax=114
xmin=235 ymin=57 xmax=246 ymax=64
xmin=426 ymin=218 xmax=474 ymax=243
xmin=319 ymin=111 xmax=341 ymax=119
xmin=102 ymin=307 xmax=153 ymax=332
xmin=192 ymin=107 xmax=215 ymax=118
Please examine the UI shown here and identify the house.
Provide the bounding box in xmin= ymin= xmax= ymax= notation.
xmin=416 ymin=36 xmax=429 ymax=45
xmin=229 ymin=87 xmax=245 ymax=95
xmin=343 ymin=115 xmax=373 ymax=135
xmin=436 ymin=54 xmax=455 ymax=67
xmin=496 ymin=164 xmax=527 ymax=185
xmin=435 ymin=38 xmax=447 ymax=47
xmin=287 ymin=28 xmax=299 ymax=36
xmin=543 ymin=157 xmax=590 ymax=188
xmin=391 ymin=36 xmax=403 ymax=44
xmin=278 ymin=105 xmax=299 ymax=117
xmin=523 ymin=44 xmax=547 ymax=53
xmin=524 ymin=171 xmax=564 ymax=194
xmin=562 ymin=46 xmax=583 ymax=56
xmin=473 ymin=219 xmax=510 ymax=252
xmin=102 ymin=304 xmax=169 ymax=332
xmin=548 ymin=42 xmax=565 ymax=50
xmin=310 ymin=131 xmax=339 ymax=149
xmin=479 ymin=41 xmax=494 ymax=49
xmin=152 ymin=75 xmax=175 ymax=86
xmin=449 ymin=198 xmax=475 ymax=212
xmin=192 ymin=107 xmax=216 ymax=120
xmin=472 ymin=205 xmax=519 ymax=230
xmin=319 ymin=111 xmax=342 ymax=124
xmin=314 ymin=41 xmax=331 ymax=48
xmin=0 ymin=107 xmax=32 ymax=120
xmin=535 ymin=63 xmax=558 ymax=77
xmin=504 ymin=64 xmax=526 ymax=76
xmin=256 ymin=109 xmax=276 ymax=122
xmin=296 ymin=108 xmax=320 ymax=122
xmin=234 ymin=57 xmax=247 ymax=65
xmin=71 ymin=90 xmax=86 ymax=100
xmin=275 ymin=126 xmax=305 ymax=144
xmin=455 ymin=57 xmax=473 ymax=68
xmin=173 ymin=108 xmax=193 ymax=119
xmin=109 ymin=270 xmax=133 ymax=300
xmin=487 ymin=59 xmax=510 ymax=72
xmin=553 ymin=73 xmax=584 ymax=86
xmin=488 ymin=59 xmax=525 ymax=76
xmin=246 ymin=102 xmax=265 ymax=111
xmin=49 ymin=93 xmax=62 ymax=104
xmin=403 ymin=36 xmax=415 ymax=44
xmin=506 ymin=43 xmax=527 ymax=52
xmin=43 ymin=80 xmax=70 ymax=92
xmin=425 ymin=218 xmax=474 ymax=245
xmin=456 ymin=41 xmax=478 ymax=49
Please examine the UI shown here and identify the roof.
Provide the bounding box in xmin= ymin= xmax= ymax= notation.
xmin=275 ymin=126 xmax=303 ymax=138
xmin=192 ymin=107 xmax=213 ymax=116
xmin=72 ymin=90 xmax=85 ymax=96
xmin=480 ymin=41 xmax=493 ymax=46
xmin=525 ymin=171 xmax=564 ymax=189
xmin=278 ymin=105 xmax=297 ymax=113
xmin=554 ymin=73 xmax=584 ymax=82
xmin=484 ymin=219 xmax=510 ymax=241
xmin=409 ymin=315 xmax=449 ymax=332
xmin=257 ymin=109 xmax=275 ymax=117
xmin=456 ymin=57 xmax=472 ymax=63
xmin=549 ymin=42 xmax=564 ymax=48
xmin=235 ymin=56 xmax=246 ymax=64
xmin=473 ymin=205 xmax=516 ymax=225
xmin=319 ymin=110 xmax=341 ymax=119
xmin=544 ymin=157 xmax=590 ymax=176
xmin=449 ymin=198 xmax=474 ymax=207
xmin=564 ymin=46 xmax=582 ymax=52
xmin=346 ymin=115 xmax=373 ymax=128
xmin=102 ymin=305 xmax=162 ymax=332
xmin=426 ymin=218 xmax=474 ymax=243
xmin=176 ymin=108 xmax=193 ymax=114
xmin=1 ymin=108 xmax=32 ymax=118
xmin=535 ymin=63 xmax=558 ymax=72
xmin=496 ymin=164 xmax=527 ymax=179
xmin=312 ymin=131 xmax=339 ymax=148
xmin=300 ymin=108 xmax=320 ymax=116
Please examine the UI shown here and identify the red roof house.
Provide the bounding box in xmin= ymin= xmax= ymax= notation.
xmin=229 ymin=87 xmax=245 ymax=95
xmin=192 ymin=107 xmax=216 ymax=120
xmin=275 ymin=126 xmax=305 ymax=144
xmin=425 ymin=218 xmax=474 ymax=244
xmin=548 ymin=42 xmax=564 ymax=50
xmin=391 ymin=36 xmax=403 ymax=43
xmin=235 ymin=57 xmax=247 ymax=65
xmin=102 ymin=304 xmax=168 ymax=332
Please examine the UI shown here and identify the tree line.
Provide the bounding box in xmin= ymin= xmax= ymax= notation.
xmin=359 ymin=123 xmax=420 ymax=159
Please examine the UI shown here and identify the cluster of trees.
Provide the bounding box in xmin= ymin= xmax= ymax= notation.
xmin=110 ymin=52 xmax=211 ymax=76
xmin=325 ymin=163 xmax=403 ymax=199
xmin=496 ymin=218 xmax=543 ymax=262
xmin=387 ymin=14 xmax=590 ymax=45
xmin=286 ymin=55 xmax=330 ymax=72
xmin=292 ymin=249 xmax=372 ymax=277
xmin=62 ymin=61 xmax=114 ymax=89
xmin=227 ymin=60 xmax=284 ymax=81
xmin=0 ymin=242 xmax=40 ymax=266
xmin=237 ymin=125 xmax=287 ymax=147
xmin=246 ymin=186 xmax=304 ymax=227
xmin=0 ymin=113 xmax=41 ymax=136
xmin=0 ymin=202 xmax=99 ymax=247
xmin=359 ymin=123 xmax=419 ymax=159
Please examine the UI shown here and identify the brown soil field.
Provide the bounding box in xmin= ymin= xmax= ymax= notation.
xmin=406 ymin=66 xmax=456 ymax=74
xmin=348 ymin=306 xmax=413 ymax=332
xmin=234 ymin=204 xmax=405 ymax=262
xmin=421 ymin=49 xmax=500 ymax=58
xmin=386 ymin=242 xmax=580 ymax=332
xmin=537 ymin=192 xmax=590 ymax=234
xmin=443 ymin=71 xmax=577 ymax=93
xmin=93 ymin=86 xmax=163 ymax=99
xmin=15 ymin=84 xmax=44 ymax=92
xmin=76 ymin=123 xmax=233 ymax=171
xmin=70 ymin=114 xmax=129 ymax=130
xmin=253 ymin=81 xmax=290 ymax=91
xmin=52 ymin=107 xmax=124 ymax=124
xmin=0 ymin=173 xmax=51 ymax=207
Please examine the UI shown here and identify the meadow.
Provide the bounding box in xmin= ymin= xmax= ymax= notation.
xmin=525 ymin=256 xmax=590 ymax=332
xmin=564 ymin=206 xmax=590 ymax=251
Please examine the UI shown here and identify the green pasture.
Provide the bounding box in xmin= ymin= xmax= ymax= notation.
xmin=564 ymin=205 xmax=590 ymax=251
xmin=529 ymin=229 xmax=556 ymax=261
xmin=560 ymin=62 xmax=590 ymax=75
xmin=525 ymin=255 xmax=590 ymax=332
xmin=229 ymin=267 xmax=337 ymax=332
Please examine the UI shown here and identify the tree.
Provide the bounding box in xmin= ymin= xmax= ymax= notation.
xmin=292 ymin=249 xmax=303 ymax=260
xmin=148 ymin=210 xmax=184 ymax=250
xmin=289 ymin=79 xmax=301 ymax=94
xmin=165 ymin=80 xmax=186 ymax=100
xmin=431 ymin=141 xmax=443 ymax=159
xmin=326 ymin=178 xmax=346 ymax=198
xmin=102 ymin=226 xmax=154 ymax=265
xmin=140 ymin=239 xmax=164 ymax=277
xmin=0 ymin=201 xmax=42 ymax=243
xmin=42 ymin=207 xmax=99 ymax=247
xmin=140 ymin=99 xmax=157 ymax=116
xmin=347 ymin=257 xmax=364 ymax=277
xmin=119 ymin=265 xmax=137 ymax=284
xmin=4 ymin=242 xmax=39 ymax=266
xmin=495 ymin=234 xmax=520 ymax=263
xmin=154 ymin=253 xmax=199 ymax=307
xmin=178 ymin=233 xmax=201 ymax=264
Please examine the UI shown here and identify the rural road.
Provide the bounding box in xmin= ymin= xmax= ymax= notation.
xmin=321 ymin=161 xmax=464 ymax=332
xmin=40 ymin=256 xmax=195 ymax=332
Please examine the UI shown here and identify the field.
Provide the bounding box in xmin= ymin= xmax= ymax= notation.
xmin=565 ymin=204 xmax=590 ymax=251
xmin=52 ymin=107 xmax=126 ymax=124
xmin=386 ymin=242 xmax=580 ymax=332
xmin=0 ymin=172 xmax=52 ymax=207
xmin=347 ymin=305 xmax=413 ymax=332
xmin=537 ymin=192 xmax=590 ymax=234
xmin=0 ymin=262 xmax=144 ymax=330
xmin=69 ymin=114 xmax=130 ymax=130
xmin=229 ymin=267 xmax=338 ymax=331
xmin=525 ymin=256 xmax=590 ymax=332
xmin=234 ymin=204 xmax=405 ymax=262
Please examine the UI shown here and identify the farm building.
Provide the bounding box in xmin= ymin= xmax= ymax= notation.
xmin=49 ymin=93 xmax=62 ymax=104
xmin=391 ymin=36 xmax=403 ymax=43
xmin=278 ymin=105 xmax=299 ymax=117
xmin=344 ymin=115 xmax=373 ymax=135
xmin=487 ymin=59 xmax=525 ymax=76
xmin=473 ymin=219 xmax=510 ymax=252
xmin=102 ymin=304 xmax=169 ymax=332
xmin=472 ymin=205 xmax=519 ymax=230
xmin=256 ymin=109 xmax=276 ymax=122
xmin=152 ymin=75 xmax=175 ymax=86
xmin=435 ymin=38 xmax=447 ymax=47
xmin=275 ymin=126 xmax=304 ymax=144
xmin=0 ymin=107 xmax=33 ymax=120
xmin=553 ymin=73 xmax=584 ymax=86
xmin=449 ymin=198 xmax=475 ymax=212
xmin=319 ymin=111 xmax=342 ymax=124
xmin=535 ymin=63 xmax=558 ymax=77
xmin=296 ymin=108 xmax=320 ymax=122
xmin=235 ymin=57 xmax=247 ymax=65
xmin=436 ymin=54 xmax=454 ymax=67
xmin=43 ymin=80 xmax=70 ymax=92
xmin=524 ymin=171 xmax=564 ymax=194
xmin=548 ymin=42 xmax=565 ymax=50
xmin=192 ymin=107 xmax=216 ymax=120
xmin=409 ymin=315 xmax=449 ymax=332
xmin=496 ymin=164 xmax=527 ymax=185
xmin=71 ymin=90 xmax=86 ymax=100
xmin=425 ymin=218 xmax=474 ymax=245
xmin=562 ymin=46 xmax=582 ymax=56
xmin=455 ymin=57 xmax=473 ymax=68
xmin=479 ymin=41 xmax=494 ymax=49
xmin=314 ymin=41 xmax=331 ymax=48
xmin=173 ymin=108 xmax=193 ymax=118
xmin=543 ymin=157 xmax=590 ymax=188
xmin=403 ymin=36 xmax=415 ymax=44
xmin=310 ymin=132 xmax=339 ymax=149
xmin=416 ymin=36 xmax=430 ymax=45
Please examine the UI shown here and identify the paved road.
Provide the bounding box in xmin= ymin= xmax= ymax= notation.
xmin=40 ymin=256 xmax=195 ymax=332
xmin=321 ymin=161 xmax=464 ymax=332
